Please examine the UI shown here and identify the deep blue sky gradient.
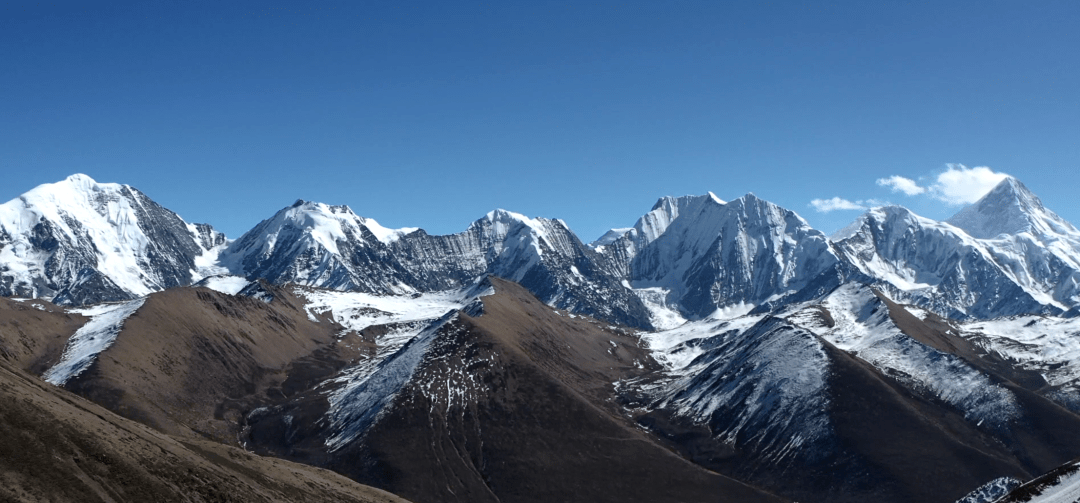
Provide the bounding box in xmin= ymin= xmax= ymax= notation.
xmin=3 ymin=1 xmax=1079 ymax=240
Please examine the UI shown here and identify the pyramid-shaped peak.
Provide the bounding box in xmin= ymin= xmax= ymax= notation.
xmin=978 ymin=177 xmax=1040 ymax=207
xmin=947 ymin=177 xmax=1073 ymax=239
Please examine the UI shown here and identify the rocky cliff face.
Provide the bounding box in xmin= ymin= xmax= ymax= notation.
xmin=594 ymin=192 xmax=840 ymax=320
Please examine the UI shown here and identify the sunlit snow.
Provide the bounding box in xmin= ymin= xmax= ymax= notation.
xmin=42 ymin=298 xmax=146 ymax=385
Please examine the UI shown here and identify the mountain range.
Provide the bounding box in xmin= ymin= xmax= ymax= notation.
xmin=4 ymin=173 xmax=1080 ymax=502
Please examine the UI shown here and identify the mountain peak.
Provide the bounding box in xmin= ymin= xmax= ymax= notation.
xmin=64 ymin=173 xmax=98 ymax=185
xmin=484 ymin=208 xmax=526 ymax=223
xmin=946 ymin=177 xmax=1075 ymax=239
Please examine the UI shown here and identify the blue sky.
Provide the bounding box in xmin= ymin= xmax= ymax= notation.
xmin=3 ymin=1 xmax=1079 ymax=241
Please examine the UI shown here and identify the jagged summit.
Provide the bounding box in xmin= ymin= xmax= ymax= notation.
xmin=591 ymin=191 xmax=838 ymax=321
xmin=218 ymin=199 xmax=421 ymax=293
xmin=947 ymin=177 xmax=1078 ymax=240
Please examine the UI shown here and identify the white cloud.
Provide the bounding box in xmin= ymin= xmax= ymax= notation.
xmin=812 ymin=164 xmax=1009 ymax=215
xmin=810 ymin=197 xmax=868 ymax=213
xmin=929 ymin=164 xmax=1010 ymax=204
xmin=876 ymin=175 xmax=926 ymax=196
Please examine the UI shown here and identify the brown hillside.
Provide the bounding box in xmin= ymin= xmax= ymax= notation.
xmin=0 ymin=296 xmax=84 ymax=374
xmin=62 ymin=283 xmax=365 ymax=442
xmin=318 ymin=277 xmax=787 ymax=503
xmin=0 ymin=357 xmax=410 ymax=503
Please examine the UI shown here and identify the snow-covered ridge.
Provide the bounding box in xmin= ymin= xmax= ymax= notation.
xmin=197 ymin=275 xmax=252 ymax=295
xmin=962 ymin=315 xmax=1080 ymax=410
xmin=639 ymin=314 xmax=833 ymax=466
xmin=296 ymin=284 xmax=487 ymax=331
xmin=992 ymin=460 xmax=1080 ymax=503
xmin=954 ymin=477 xmax=1021 ymax=503
xmin=785 ymin=284 xmax=1021 ymax=429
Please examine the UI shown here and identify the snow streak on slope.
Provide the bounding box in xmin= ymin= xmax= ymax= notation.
xmin=995 ymin=461 xmax=1080 ymax=503
xmin=633 ymin=286 xmax=689 ymax=331
xmin=642 ymin=314 xmax=767 ymax=372
xmin=295 ymin=283 xmax=492 ymax=451
xmin=324 ymin=312 xmax=459 ymax=451
xmin=954 ymin=477 xmax=1021 ymax=503
xmin=962 ymin=316 xmax=1080 ymax=410
xmin=640 ymin=315 xmax=833 ymax=466
xmin=788 ymin=284 xmax=1020 ymax=429
xmin=42 ymin=298 xmax=146 ymax=385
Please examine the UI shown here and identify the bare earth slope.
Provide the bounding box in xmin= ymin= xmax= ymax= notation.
xmin=0 ymin=296 xmax=84 ymax=374
xmin=61 ymin=283 xmax=358 ymax=442
xmin=0 ymin=357 xmax=410 ymax=503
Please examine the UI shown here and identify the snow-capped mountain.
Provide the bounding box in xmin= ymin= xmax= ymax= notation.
xmin=221 ymin=202 xmax=653 ymax=328
xmin=11 ymin=169 xmax=1080 ymax=503
xmin=833 ymin=178 xmax=1080 ymax=319
xmin=391 ymin=209 xmax=652 ymax=328
xmin=7 ymin=173 xmax=1080 ymax=327
xmin=947 ymin=177 xmax=1079 ymax=240
xmin=590 ymin=193 xmax=720 ymax=277
xmin=219 ymin=200 xmax=420 ymax=294
xmin=950 ymin=178 xmax=1080 ymax=311
xmin=596 ymin=192 xmax=840 ymax=320
xmin=0 ymin=174 xmax=226 ymax=305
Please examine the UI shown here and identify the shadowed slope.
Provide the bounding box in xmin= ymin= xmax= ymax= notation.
xmin=0 ymin=357 xmax=410 ymax=503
